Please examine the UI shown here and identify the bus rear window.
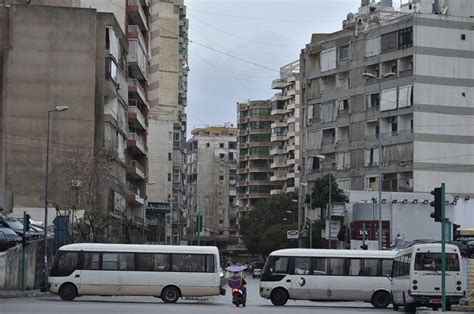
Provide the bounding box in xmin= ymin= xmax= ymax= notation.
xmin=414 ymin=253 xmax=459 ymax=271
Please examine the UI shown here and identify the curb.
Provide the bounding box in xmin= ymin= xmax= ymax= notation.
xmin=0 ymin=291 xmax=51 ymax=299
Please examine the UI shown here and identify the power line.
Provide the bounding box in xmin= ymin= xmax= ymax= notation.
xmin=188 ymin=8 xmax=340 ymax=23
xmin=189 ymin=15 xmax=300 ymax=47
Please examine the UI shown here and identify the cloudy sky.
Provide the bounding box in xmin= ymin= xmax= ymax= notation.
xmin=185 ymin=0 xmax=402 ymax=135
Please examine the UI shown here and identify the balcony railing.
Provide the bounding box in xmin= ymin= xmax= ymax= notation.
xmin=128 ymin=79 xmax=148 ymax=106
xmin=128 ymin=40 xmax=147 ymax=80
xmin=322 ymin=137 xmax=335 ymax=146
xmin=129 ymin=132 xmax=146 ymax=153
xmin=128 ymin=0 xmax=148 ymax=31
xmin=128 ymin=104 xmax=147 ymax=130
xmin=128 ymin=25 xmax=147 ymax=55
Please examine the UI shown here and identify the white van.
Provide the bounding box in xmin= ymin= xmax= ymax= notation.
xmin=391 ymin=243 xmax=465 ymax=312
xmin=260 ymin=248 xmax=396 ymax=308
xmin=49 ymin=243 xmax=224 ymax=302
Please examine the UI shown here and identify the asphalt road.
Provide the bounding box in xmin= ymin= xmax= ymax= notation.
xmin=0 ymin=278 xmax=394 ymax=314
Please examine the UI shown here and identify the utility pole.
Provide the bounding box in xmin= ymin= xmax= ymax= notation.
xmin=441 ymin=183 xmax=446 ymax=312
xmin=328 ymin=174 xmax=332 ymax=249
xmin=378 ymin=143 xmax=383 ymax=250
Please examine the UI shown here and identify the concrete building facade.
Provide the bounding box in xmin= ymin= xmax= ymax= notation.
xmin=270 ymin=60 xmax=302 ymax=195
xmin=300 ymin=0 xmax=474 ymax=207
xmin=237 ymin=100 xmax=273 ymax=219
xmin=147 ymin=0 xmax=188 ymax=244
xmin=185 ymin=124 xmax=239 ymax=251
xmin=0 ymin=4 xmax=131 ymax=237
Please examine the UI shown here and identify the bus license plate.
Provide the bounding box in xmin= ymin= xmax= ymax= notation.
xmin=431 ymin=297 xmax=441 ymax=304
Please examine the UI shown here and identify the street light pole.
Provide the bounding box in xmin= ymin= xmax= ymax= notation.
xmin=42 ymin=105 xmax=69 ymax=291
xmin=328 ymin=173 xmax=332 ymax=249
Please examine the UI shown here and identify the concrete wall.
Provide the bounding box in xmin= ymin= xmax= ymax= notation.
xmin=347 ymin=190 xmax=462 ymax=243
xmin=0 ymin=5 xmax=97 ymax=212
xmin=0 ymin=239 xmax=53 ymax=290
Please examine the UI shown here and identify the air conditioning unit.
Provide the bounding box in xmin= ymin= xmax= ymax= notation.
xmin=71 ymin=180 xmax=82 ymax=188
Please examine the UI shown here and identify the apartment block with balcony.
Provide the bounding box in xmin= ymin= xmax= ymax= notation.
xmin=185 ymin=124 xmax=239 ymax=252
xmin=237 ymin=100 xmax=273 ymax=218
xmin=126 ymin=0 xmax=150 ymax=240
xmin=270 ymin=60 xmax=302 ymax=195
xmin=147 ymin=0 xmax=189 ymax=245
xmin=0 ymin=5 xmax=132 ymax=234
xmin=300 ymin=0 xmax=474 ymax=197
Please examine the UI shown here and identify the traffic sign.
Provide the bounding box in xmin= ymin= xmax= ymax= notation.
xmin=287 ymin=230 xmax=299 ymax=239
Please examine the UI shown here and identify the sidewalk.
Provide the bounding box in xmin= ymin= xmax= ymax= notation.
xmin=0 ymin=289 xmax=50 ymax=299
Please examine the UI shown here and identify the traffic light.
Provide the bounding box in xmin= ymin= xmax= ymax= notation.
xmin=453 ymin=223 xmax=461 ymax=241
xmin=195 ymin=214 xmax=202 ymax=232
xmin=430 ymin=187 xmax=442 ymax=222
xmin=24 ymin=214 xmax=31 ymax=230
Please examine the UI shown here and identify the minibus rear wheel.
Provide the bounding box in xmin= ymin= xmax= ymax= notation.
xmin=371 ymin=290 xmax=390 ymax=308
xmin=58 ymin=283 xmax=78 ymax=301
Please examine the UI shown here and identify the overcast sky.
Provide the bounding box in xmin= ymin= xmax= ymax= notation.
xmin=185 ymin=0 xmax=402 ymax=135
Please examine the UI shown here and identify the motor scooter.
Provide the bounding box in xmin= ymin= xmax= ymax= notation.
xmin=225 ymin=265 xmax=247 ymax=307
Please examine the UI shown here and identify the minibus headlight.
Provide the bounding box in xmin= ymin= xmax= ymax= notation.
xmin=457 ymin=281 xmax=462 ymax=286
xmin=457 ymin=286 xmax=462 ymax=291
xmin=412 ymin=280 xmax=417 ymax=285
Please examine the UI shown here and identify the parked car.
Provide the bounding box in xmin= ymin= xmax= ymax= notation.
xmin=0 ymin=227 xmax=22 ymax=251
xmin=252 ymin=268 xmax=262 ymax=279
xmin=0 ymin=219 xmax=41 ymax=239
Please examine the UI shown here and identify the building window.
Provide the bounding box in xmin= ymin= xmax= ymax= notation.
xmin=173 ymin=169 xmax=180 ymax=183
xmin=339 ymin=45 xmax=349 ymax=60
xmin=229 ymin=141 xmax=237 ymax=149
xmin=219 ymin=175 xmax=224 ymax=181
xmin=228 ymin=152 xmax=234 ymax=160
xmin=219 ymin=153 xmax=225 ymax=160
xmin=381 ymin=31 xmax=398 ymax=54
xmin=168 ymin=173 xmax=171 ymax=181
xmin=168 ymin=153 xmax=172 ymax=161
xmin=206 ymin=143 xmax=210 ymax=148
xmin=461 ymin=34 xmax=466 ymax=41
xmin=398 ymin=27 xmax=413 ymax=50
xmin=219 ymin=143 xmax=224 ymax=148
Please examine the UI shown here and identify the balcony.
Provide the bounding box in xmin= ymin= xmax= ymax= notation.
xmin=128 ymin=102 xmax=147 ymax=130
xmin=270 ymin=147 xmax=285 ymax=155
xmin=271 ymin=93 xmax=288 ymax=102
xmin=271 ymin=108 xmax=287 ymax=116
xmin=287 ymin=89 xmax=296 ymax=97
xmin=270 ymin=189 xmax=285 ymax=195
xmin=271 ymin=121 xmax=286 ymax=129
xmin=271 ymin=133 xmax=286 ymax=142
xmin=248 ymin=167 xmax=270 ymax=173
xmin=271 ymin=78 xmax=288 ymax=89
xmin=128 ymin=79 xmax=148 ymax=107
xmin=127 ymin=183 xmax=145 ymax=207
xmin=287 ymin=102 xmax=296 ymax=111
xmin=270 ymin=173 xmax=286 ymax=182
xmin=127 ymin=0 xmax=148 ymax=32
xmin=322 ymin=137 xmax=335 ymax=147
xmin=286 ymin=158 xmax=295 ymax=166
xmin=128 ymin=132 xmax=147 ymax=155
xmin=128 ymin=25 xmax=147 ymax=58
xmin=127 ymin=160 xmax=146 ymax=180
xmin=128 ymin=40 xmax=147 ymax=81
xmin=271 ymin=161 xmax=286 ymax=169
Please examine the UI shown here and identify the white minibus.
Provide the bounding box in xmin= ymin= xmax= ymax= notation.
xmin=260 ymin=248 xmax=396 ymax=308
xmin=391 ymin=243 xmax=465 ymax=312
xmin=49 ymin=243 xmax=225 ymax=302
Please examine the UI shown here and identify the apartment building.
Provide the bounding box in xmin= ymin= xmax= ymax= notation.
xmin=300 ymin=0 xmax=474 ymax=198
xmin=147 ymin=0 xmax=189 ymax=244
xmin=270 ymin=60 xmax=302 ymax=195
xmin=237 ymin=100 xmax=273 ymax=218
xmin=0 ymin=5 xmax=130 ymax=236
xmin=185 ymin=124 xmax=239 ymax=251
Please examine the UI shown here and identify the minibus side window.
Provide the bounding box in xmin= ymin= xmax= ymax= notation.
xmin=53 ymin=251 xmax=79 ymax=276
xmin=84 ymin=252 xmax=100 ymax=270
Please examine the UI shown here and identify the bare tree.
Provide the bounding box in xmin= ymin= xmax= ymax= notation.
xmin=50 ymin=149 xmax=124 ymax=243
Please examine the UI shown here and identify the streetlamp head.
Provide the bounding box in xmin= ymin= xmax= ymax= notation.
xmin=315 ymin=154 xmax=326 ymax=160
xmin=291 ymin=199 xmax=298 ymax=203
xmin=55 ymin=106 xmax=69 ymax=112
xmin=382 ymin=72 xmax=396 ymax=79
xmin=361 ymin=72 xmax=377 ymax=80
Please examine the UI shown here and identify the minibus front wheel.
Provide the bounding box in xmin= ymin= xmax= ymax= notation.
xmin=58 ymin=283 xmax=78 ymax=301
